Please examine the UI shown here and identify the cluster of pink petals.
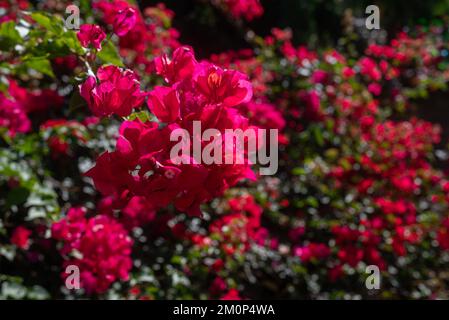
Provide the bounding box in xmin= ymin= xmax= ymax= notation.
xmin=11 ymin=226 xmax=32 ymax=249
xmin=0 ymin=78 xmax=63 ymax=136
xmin=239 ymin=101 xmax=287 ymax=143
xmin=7 ymin=79 xmax=63 ymax=113
xmin=114 ymin=7 xmax=137 ymax=36
xmin=0 ymin=92 xmax=30 ymax=137
xmin=98 ymin=195 xmax=156 ymax=229
xmin=94 ymin=0 xmax=137 ymax=36
xmin=51 ymin=207 xmax=133 ymax=294
xmin=79 ymin=65 xmax=146 ymax=117
xmin=437 ymin=218 xmax=449 ymax=250
xmin=86 ymin=47 xmax=256 ymax=217
xmin=221 ymin=0 xmax=264 ymax=21
xmin=94 ymin=1 xmax=180 ymax=72
xmin=76 ymin=24 xmax=106 ymax=50
xmin=208 ymin=195 xmax=269 ymax=254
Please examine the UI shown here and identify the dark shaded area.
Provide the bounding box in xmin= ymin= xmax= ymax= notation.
xmin=415 ymin=91 xmax=449 ymax=170
xmin=140 ymin=0 xmax=449 ymax=58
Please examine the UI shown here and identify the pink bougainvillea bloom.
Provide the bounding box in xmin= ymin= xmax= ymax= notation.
xmin=311 ymin=69 xmax=328 ymax=84
xmin=147 ymin=86 xmax=180 ymax=123
xmin=52 ymin=208 xmax=133 ymax=294
xmin=9 ymin=79 xmax=63 ymax=113
xmin=294 ymin=243 xmax=330 ymax=263
xmin=87 ymin=49 xmax=258 ymax=219
xmin=0 ymin=92 xmax=30 ymax=137
xmin=154 ymin=46 xmax=197 ymax=84
xmin=76 ymin=24 xmax=106 ymax=50
xmin=221 ymin=289 xmax=242 ymax=300
xmin=11 ymin=226 xmax=31 ymax=249
xmin=84 ymin=151 xmax=134 ymax=195
xmin=48 ymin=137 xmax=69 ymax=156
xmin=223 ymin=0 xmax=264 ymax=21
xmin=79 ymin=65 xmax=146 ymax=117
xmin=368 ymin=83 xmax=382 ymax=96
xmin=193 ymin=62 xmax=253 ymax=107
xmin=113 ymin=7 xmax=137 ymax=36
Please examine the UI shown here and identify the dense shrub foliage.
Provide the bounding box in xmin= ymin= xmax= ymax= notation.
xmin=2 ymin=0 xmax=449 ymax=299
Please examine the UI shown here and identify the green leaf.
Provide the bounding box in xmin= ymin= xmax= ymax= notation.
xmin=312 ymin=125 xmax=324 ymax=146
xmin=0 ymin=21 xmax=23 ymax=49
xmin=22 ymin=57 xmax=55 ymax=77
xmin=62 ymin=30 xmax=85 ymax=55
xmin=6 ymin=187 xmax=30 ymax=207
xmin=97 ymin=40 xmax=124 ymax=67
xmin=31 ymin=12 xmax=63 ymax=35
xmin=128 ymin=110 xmax=153 ymax=122
xmin=292 ymin=167 xmax=305 ymax=175
xmin=0 ymin=75 xmax=8 ymax=94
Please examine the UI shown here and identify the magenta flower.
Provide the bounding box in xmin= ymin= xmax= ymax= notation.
xmin=113 ymin=7 xmax=137 ymax=36
xmin=52 ymin=208 xmax=133 ymax=294
xmin=154 ymin=46 xmax=197 ymax=84
xmin=193 ymin=62 xmax=253 ymax=107
xmin=76 ymin=24 xmax=106 ymax=50
xmin=11 ymin=226 xmax=31 ymax=249
xmin=79 ymin=65 xmax=146 ymax=117
xmin=147 ymin=86 xmax=180 ymax=123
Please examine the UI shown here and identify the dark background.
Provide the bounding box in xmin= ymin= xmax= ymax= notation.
xmin=141 ymin=0 xmax=449 ymax=58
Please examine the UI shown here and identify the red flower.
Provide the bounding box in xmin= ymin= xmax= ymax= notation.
xmin=76 ymin=24 xmax=106 ymax=50
xmin=11 ymin=226 xmax=31 ymax=249
xmin=48 ymin=137 xmax=69 ymax=156
xmin=193 ymin=62 xmax=253 ymax=107
xmin=113 ymin=7 xmax=137 ymax=36
xmin=294 ymin=243 xmax=330 ymax=263
xmin=87 ymin=49 xmax=257 ymax=218
xmin=222 ymin=0 xmax=264 ymax=21
xmin=79 ymin=65 xmax=146 ymax=117
xmin=147 ymin=86 xmax=180 ymax=123
xmin=437 ymin=218 xmax=449 ymax=250
xmin=154 ymin=46 xmax=197 ymax=84
xmin=221 ymin=289 xmax=242 ymax=300
xmin=52 ymin=208 xmax=133 ymax=294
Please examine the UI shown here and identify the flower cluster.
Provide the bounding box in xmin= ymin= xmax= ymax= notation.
xmin=51 ymin=207 xmax=133 ymax=294
xmin=86 ymin=47 xmax=256 ymax=217
xmin=79 ymin=65 xmax=146 ymax=117
xmin=40 ymin=119 xmax=92 ymax=157
xmin=0 ymin=80 xmax=62 ymax=136
xmin=77 ymin=24 xmax=106 ymax=50
xmin=5 ymin=0 xmax=449 ymax=300
xmin=0 ymin=91 xmax=30 ymax=137
xmin=217 ymin=0 xmax=264 ymax=21
xmin=95 ymin=0 xmax=180 ymax=71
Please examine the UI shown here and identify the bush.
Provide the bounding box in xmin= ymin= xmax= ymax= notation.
xmin=2 ymin=0 xmax=449 ymax=299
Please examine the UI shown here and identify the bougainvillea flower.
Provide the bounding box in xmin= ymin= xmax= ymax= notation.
xmin=154 ymin=46 xmax=197 ymax=84
xmin=9 ymin=79 xmax=63 ymax=113
xmin=79 ymin=65 xmax=146 ymax=117
xmin=52 ymin=208 xmax=133 ymax=294
xmin=0 ymin=92 xmax=30 ymax=137
xmin=85 ymin=151 xmax=135 ymax=195
xmin=222 ymin=0 xmax=264 ymax=21
xmin=76 ymin=24 xmax=106 ymax=50
xmin=11 ymin=226 xmax=31 ymax=249
xmin=113 ymin=7 xmax=137 ymax=36
xmin=193 ymin=62 xmax=253 ymax=107
xmin=147 ymin=86 xmax=180 ymax=123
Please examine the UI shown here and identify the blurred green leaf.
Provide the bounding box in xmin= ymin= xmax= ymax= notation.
xmin=0 ymin=21 xmax=23 ymax=49
xmin=22 ymin=57 xmax=55 ymax=77
xmin=97 ymin=40 xmax=124 ymax=67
